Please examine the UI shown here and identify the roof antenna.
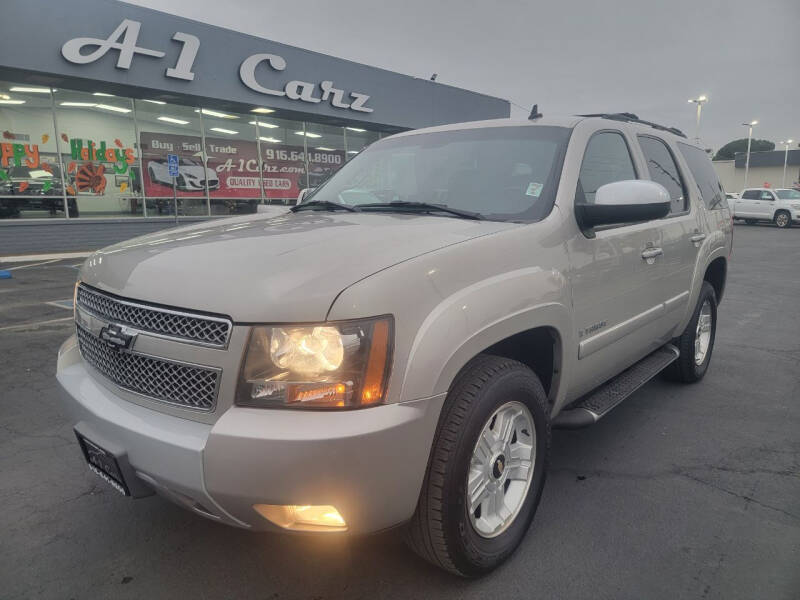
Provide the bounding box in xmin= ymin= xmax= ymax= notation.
xmin=528 ymin=104 xmax=542 ymax=120
xmin=430 ymin=73 xmax=438 ymax=81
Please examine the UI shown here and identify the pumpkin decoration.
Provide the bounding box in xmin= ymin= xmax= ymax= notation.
xmin=75 ymin=163 xmax=106 ymax=194
xmin=66 ymin=185 xmax=76 ymax=196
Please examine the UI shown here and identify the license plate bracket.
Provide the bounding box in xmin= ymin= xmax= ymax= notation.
xmin=76 ymin=432 xmax=130 ymax=496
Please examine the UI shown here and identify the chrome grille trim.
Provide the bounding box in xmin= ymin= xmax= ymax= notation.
xmin=76 ymin=284 xmax=231 ymax=348
xmin=76 ymin=324 xmax=220 ymax=411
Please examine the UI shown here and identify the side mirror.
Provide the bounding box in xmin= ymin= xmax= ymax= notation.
xmin=297 ymin=187 xmax=316 ymax=204
xmin=578 ymin=180 xmax=671 ymax=229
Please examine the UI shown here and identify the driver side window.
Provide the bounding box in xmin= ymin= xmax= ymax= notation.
xmin=576 ymin=131 xmax=637 ymax=205
xmin=760 ymin=191 xmax=775 ymax=200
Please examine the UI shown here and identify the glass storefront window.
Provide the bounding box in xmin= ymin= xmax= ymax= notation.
xmin=52 ymin=89 xmax=141 ymax=218
xmin=344 ymin=127 xmax=380 ymax=160
xmin=1 ymin=77 xmax=392 ymax=220
xmin=134 ymin=99 xmax=208 ymax=216
xmin=0 ymin=81 xmax=62 ymax=219
xmin=257 ymin=116 xmax=310 ymax=204
xmin=304 ymin=123 xmax=346 ymax=191
xmin=201 ymin=109 xmax=260 ymax=215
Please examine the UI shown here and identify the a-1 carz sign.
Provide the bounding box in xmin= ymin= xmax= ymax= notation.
xmin=139 ymin=131 xmax=344 ymax=199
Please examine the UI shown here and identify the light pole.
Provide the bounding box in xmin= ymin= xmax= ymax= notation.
xmin=688 ymin=95 xmax=708 ymax=142
xmin=779 ymin=139 xmax=794 ymax=188
xmin=742 ymin=120 xmax=758 ymax=188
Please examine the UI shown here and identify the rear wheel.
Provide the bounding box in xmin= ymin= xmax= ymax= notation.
xmin=664 ymin=281 xmax=717 ymax=383
xmin=405 ymin=355 xmax=550 ymax=576
xmin=774 ymin=210 xmax=791 ymax=228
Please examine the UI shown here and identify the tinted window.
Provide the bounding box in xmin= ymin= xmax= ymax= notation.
xmin=741 ymin=190 xmax=761 ymax=200
xmin=638 ymin=136 xmax=687 ymax=214
xmin=760 ymin=191 xmax=775 ymax=200
xmin=576 ymin=131 xmax=636 ymax=204
xmin=677 ymin=142 xmax=725 ymax=209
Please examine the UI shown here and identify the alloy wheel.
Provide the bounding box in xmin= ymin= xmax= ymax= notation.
xmin=467 ymin=401 xmax=536 ymax=538
xmin=694 ymin=300 xmax=713 ymax=365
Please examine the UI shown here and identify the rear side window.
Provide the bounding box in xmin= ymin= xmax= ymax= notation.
xmin=741 ymin=190 xmax=760 ymax=199
xmin=638 ymin=136 xmax=687 ymax=214
xmin=677 ymin=142 xmax=725 ymax=209
xmin=576 ymin=131 xmax=637 ymax=204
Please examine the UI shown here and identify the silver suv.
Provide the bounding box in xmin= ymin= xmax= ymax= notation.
xmin=57 ymin=113 xmax=732 ymax=576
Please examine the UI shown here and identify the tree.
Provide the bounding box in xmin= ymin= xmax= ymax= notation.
xmin=713 ymin=138 xmax=775 ymax=161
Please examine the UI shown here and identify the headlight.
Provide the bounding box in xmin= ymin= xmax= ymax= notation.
xmin=236 ymin=316 xmax=393 ymax=409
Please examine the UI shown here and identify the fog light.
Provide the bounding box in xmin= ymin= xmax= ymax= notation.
xmin=254 ymin=504 xmax=347 ymax=532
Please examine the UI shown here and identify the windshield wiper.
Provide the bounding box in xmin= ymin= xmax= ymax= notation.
xmin=291 ymin=200 xmax=360 ymax=213
xmin=358 ymin=201 xmax=483 ymax=220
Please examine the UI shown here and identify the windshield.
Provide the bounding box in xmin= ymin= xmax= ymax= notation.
xmin=776 ymin=189 xmax=800 ymax=199
xmin=306 ymin=125 xmax=571 ymax=221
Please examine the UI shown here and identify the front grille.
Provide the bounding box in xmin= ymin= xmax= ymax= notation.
xmin=76 ymin=325 xmax=219 ymax=411
xmin=77 ymin=284 xmax=231 ymax=347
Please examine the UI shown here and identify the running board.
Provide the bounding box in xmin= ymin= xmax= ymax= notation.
xmin=552 ymin=344 xmax=679 ymax=429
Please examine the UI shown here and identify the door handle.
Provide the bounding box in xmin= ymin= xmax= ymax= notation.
xmin=690 ymin=233 xmax=706 ymax=247
xmin=641 ymin=247 xmax=663 ymax=263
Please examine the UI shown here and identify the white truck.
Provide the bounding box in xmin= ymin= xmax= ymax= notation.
xmin=731 ymin=188 xmax=800 ymax=228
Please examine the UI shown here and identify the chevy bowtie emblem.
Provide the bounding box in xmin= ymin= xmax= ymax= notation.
xmin=99 ymin=323 xmax=136 ymax=350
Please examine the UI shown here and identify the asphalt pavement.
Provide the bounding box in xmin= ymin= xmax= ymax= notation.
xmin=1 ymin=223 xmax=798 ymax=600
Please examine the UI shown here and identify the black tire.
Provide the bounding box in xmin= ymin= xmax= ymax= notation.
xmin=405 ymin=354 xmax=550 ymax=577
xmin=774 ymin=210 xmax=791 ymax=228
xmin=664 ymin=281 xmax=717 ymax=383
xmin=744 ymin=219 xmax=757 ymax=225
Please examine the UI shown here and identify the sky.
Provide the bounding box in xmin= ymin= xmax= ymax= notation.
xmin=123 ymin=0 xmax=800 ymax=152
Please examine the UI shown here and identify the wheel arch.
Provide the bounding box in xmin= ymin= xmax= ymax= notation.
xmin=704 ymin=256 xmax=727 ymax=304
xmin=401 ymin=301 xmax=572 ymax=408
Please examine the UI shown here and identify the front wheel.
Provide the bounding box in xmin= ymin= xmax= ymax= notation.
xmin=664 ymin=281 xmax=717 ymax=383
xmin=774 ymin=210 xmax=791 ymax=228
xmin=405 ymin=355 xmax=550 ymax=576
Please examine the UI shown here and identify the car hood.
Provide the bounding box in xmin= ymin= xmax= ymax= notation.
xmin=80 ymin=211 xmax=519 ymax=322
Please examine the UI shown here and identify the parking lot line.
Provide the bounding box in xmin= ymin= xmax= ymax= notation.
xmin=0 ymin=251 xmax=92 ymax=264
xmin=45 ymin=299 xmax=75 ymax=310
xmin=5 ymin=259 xmax=61 ymax=271
xmin=0 ymin=316 xmax=74 ymax=332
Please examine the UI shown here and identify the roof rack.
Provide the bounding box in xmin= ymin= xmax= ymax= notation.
xmin=576 ymin=113 xmax=687 ymax=138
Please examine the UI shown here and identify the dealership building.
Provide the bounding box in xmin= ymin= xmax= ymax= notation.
xmin=0 ymin=0 xmax=509 ymax=255
xmin=713 ymin=149 xmax=800 ymax=193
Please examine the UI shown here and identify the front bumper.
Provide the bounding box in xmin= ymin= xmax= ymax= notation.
xmin=57 ymin=335 xmax=444 ymax=534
